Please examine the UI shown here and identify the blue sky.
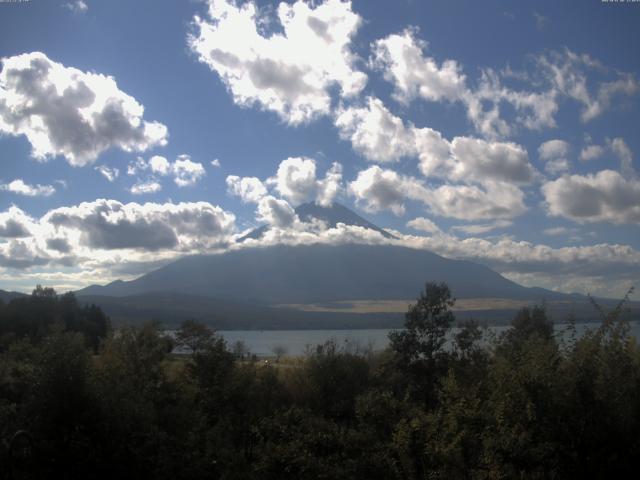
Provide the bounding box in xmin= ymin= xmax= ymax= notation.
xmin=0 ymin=0 xmax=639 ymax=299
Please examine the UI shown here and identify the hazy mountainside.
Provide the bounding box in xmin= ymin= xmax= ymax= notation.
xmin=77 ymin=292 xmax=405 ymax=329
xmin=77 ymin=243 xmax=564 ymax=304
xmin=74 ymin=202 xmax=630 ymax=328
xmin=240 ymin=202 xmax=396 ymax=241
xmin=0 ymin=289 xmax=28 ymax=303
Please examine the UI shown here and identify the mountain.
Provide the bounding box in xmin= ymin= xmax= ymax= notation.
xmin=77 ymin=202 xmax=629 ymax=327
xmin=0 ymin=289 xmax=28 ymax=303
xmin=240 ymin=201 xmax=396 ymax=241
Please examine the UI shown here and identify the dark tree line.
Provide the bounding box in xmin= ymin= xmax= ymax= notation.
xmin=1 ymin=283 xmax=639 ymax=479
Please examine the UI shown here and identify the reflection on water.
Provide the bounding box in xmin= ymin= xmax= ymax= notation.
xmin=211 ymin=322 xmax=640 ymax=357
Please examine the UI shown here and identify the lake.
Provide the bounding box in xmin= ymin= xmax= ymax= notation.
xmin=215 ymin=321 xmax=640 ymax=357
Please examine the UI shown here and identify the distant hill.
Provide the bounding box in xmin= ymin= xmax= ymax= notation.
xmin=0 ymin=289 xmax=28 ymax=303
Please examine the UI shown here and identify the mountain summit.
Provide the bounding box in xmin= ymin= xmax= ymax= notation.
xmin=241 ymin=202 xmax=396 ymax=241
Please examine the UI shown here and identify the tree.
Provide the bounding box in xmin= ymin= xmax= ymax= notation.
xmin=232 ymin=340 xmax=250 ymax=360
xmin=175 ymin=319 xmax=214 ymax=354
xmin=271 ymin=344 xmax=288 ymax=363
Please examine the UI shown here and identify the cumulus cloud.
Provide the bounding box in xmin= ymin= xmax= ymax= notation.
xmin=95 ymin=165 xmax=119 ymax=182
xmin=45 ymin=199 xmax=236 ymax=251
xmin=273 ymin=157 xmax=318 ymax=204
xmin=130 ymin=180 xmax=162 ymax=195
xmin=0 ymin=199 xmax=637 ymax=299
xmin=46 ymin=237 xmax=72 ymax=253
xmin=128 ymin=154 xmax=206 ymax=189
xmin=370 ymin=27 xmax=467 ymax=105
xmin=334 ymin=96 xmax=437 ymax=163
xmin=189 ymin=0 xmax=366 ymax=124
xmin=335 ymin=96 xmax=536 ymax=188
xmin=256 ymin=195 xmax=298 ymax=227
xmin=406 ymin=217 xmax=441 ymax=234
xmin=0 ymin=207 xmax=32 ymax=237
xmin=149 ymin=155 xmax=171 ymax=176
xmin=426 ymin=182 xmax=527 ymax=221
xmin=538 ymin=139 xmax=571 ymax=175
xmin=211 ymin=158 xmax=221 ymax=168
xmin=542 ymin=170 xmax=640 ymax=224
xmin=1 ymin=179 xmax=55 ymax=197
xmin=227 ymin=157 xmax=342 ymax=209
xmin=316 ymin=162 xmax=343 ymax=207
xmin=348 ymin=166 xmax=527 ymax=221
xmin=225 ymin=175 xmax=268 ymax=203
xmin=348 ymin=166 xmax=421 ymax=216
xmin=371 ymin=29 xmax=637 ymax=138
xmin=173 ymin=155 xmax=206 ymax=187
xmin=580 ymin=144 xmax=605 ymax=162
xmin=0 ymin=52 xmax=168 ymax=166
xmin=444 ymin=137 xmax=535 ymax=185
xmin=0 ymin=240 xmax=50 ymax=269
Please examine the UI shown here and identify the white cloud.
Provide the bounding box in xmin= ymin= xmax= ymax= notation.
xmin=211 ymin=158 xmax=221 ymax=168
xmin=371 ymin=29 xmax=637 ymax=139
xmin=316 ymin=162 xmax=342 ymax=207
xmin=335 ymin=97 xmax=536 ymax=188
xmin=45 ymin=199 xmax=236 ymax=251
xmin=225 ymin=175 xmax=268 ymax=203
xmin=334 ymin=96 xmax=434 ymax=163
xmin=95 ymin=165 xmax=119 ymax=182
xmin=542 ymin=170 xmax=640 ymax=224
xmin=128 ymin=154 xmax=206 ymax=188
xmin=189 ymin=0 xmax=366 ymax=125
xmin=450 ymin=220 xmax=512 ymax=235
xmin=273 ymin=156 xmax=324 ymax=205
xmin=348 ymin=166 xmax=527 ymax=221
xmin=371 ymin=28 xmax=466 ymax=105
xmin=543 ymin=226 xmax=574 ymax=236
xmin=406 ymin=217 xmax=441 ymax=234
xmin=0 ymin=200 xmax=637 ymax=300
xmin=536 ymin=49 xmax=639 ymax=123
xmin=426 ymin=182 xmax=527 ymax=221
xmin=538 ymin=139 xmax=571 ymax=175
xmin=609 ymin=137 xmax=636 ymax=178
xmin=173 ymin=155 xmax=206 ymax=187
xmin=444 ymin=137 xmax=535 ymax=185
xmin=65 ymin=1 xmax=88 ymax=14
xmin=579 ymin=144 xmax=605 ymax=162
xmin=130 ymin=180 xmax=162 ymax=195
xmin=149 ymin=155 xmax=172 ymax=176
xmin=0 ymin=206 xmax=33 ymax=238
xmin=227 ymin=157 xmax=342 ymax=208
xmin=1 ymin=179 xmax=55 ymax=197
xmin=348 ymin=166 xmax=421 ymax=216
xmin=0 ymin=52 xmax=168 ymax=166
xmin=256 ymin=195 xmax=297 ymax=227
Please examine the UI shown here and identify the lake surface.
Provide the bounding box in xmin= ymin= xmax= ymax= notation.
xmin=216 ymin=321 xmax=640 ymax=357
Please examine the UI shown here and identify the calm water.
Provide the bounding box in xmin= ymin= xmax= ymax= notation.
xmin=215 ymin=321 xmax=640 ymax=357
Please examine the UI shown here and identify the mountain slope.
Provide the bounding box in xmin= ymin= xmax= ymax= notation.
xmin=77 ymin=243 xmax=564 ymax=304
xmin=241 ymin=202 xmax=396 ymax=241
xmin=0 ymin=289 xmax=28 ymax=303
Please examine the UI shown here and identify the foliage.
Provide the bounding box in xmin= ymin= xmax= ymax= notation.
xmin=1 ymin=283 xmax=640 ymax=479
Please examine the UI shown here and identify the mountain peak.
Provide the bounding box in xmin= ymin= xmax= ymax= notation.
xmin=240 ymin=202 xmax=395 ymax=241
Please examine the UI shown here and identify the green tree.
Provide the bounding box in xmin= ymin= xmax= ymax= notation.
xmin=388 ymin=282 xmax=456 ymax=405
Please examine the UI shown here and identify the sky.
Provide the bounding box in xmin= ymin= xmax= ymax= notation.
xmin=0 ymin=0 xmax=639 ymax=299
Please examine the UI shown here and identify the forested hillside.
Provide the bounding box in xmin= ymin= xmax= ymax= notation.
xmin=1 ymin=284 xmax=639 ymax=479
